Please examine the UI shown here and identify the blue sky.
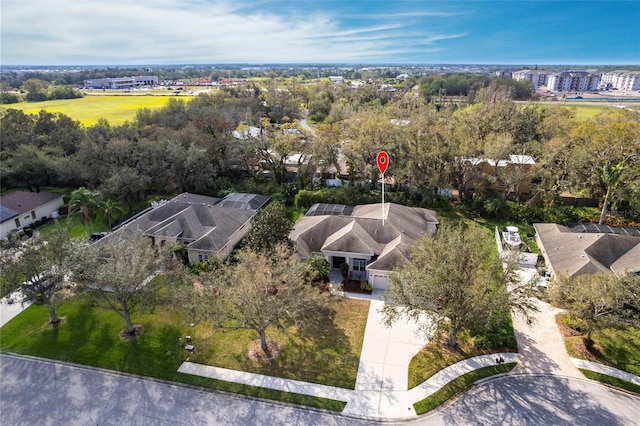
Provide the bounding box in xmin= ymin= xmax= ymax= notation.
xmin=1 ymin=0 xmax=638 ymax=65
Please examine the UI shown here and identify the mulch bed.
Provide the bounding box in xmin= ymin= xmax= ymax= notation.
xmin=119 ymin=325 xmax=144 ymax=340
xmin=247 ymin=337 xmax=282 ymax=362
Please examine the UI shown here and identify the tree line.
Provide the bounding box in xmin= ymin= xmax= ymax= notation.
xmin=1 ymin=76 xmax=639 ymax=223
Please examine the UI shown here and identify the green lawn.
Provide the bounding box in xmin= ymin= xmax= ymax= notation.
xmin=38 ymin=214 xmax=109 ymax=239
xmin=557 ymin=314 xmax=640 ymax=376
xmin=579 ymin=370 xmax=640 ymax=394
xmin=408 ymin=332 xmax=517 ymax=389
xmin=0 ymin=295 xmax=368 ymax=410
xmin=1 ymin=95 xmax=184 ymax=126
xmin=413 ymin=363 xmax=516 ymax=414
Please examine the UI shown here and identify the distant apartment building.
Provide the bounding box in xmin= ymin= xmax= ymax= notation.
xmin=512 ymin=69 xmax=548 ymax=89
xmin=547 ymin=71 xmax=599 ymax=92
xmin=83 ymin=76 xmax=159 ymax=89
xmin=495 ymin=69 xmax=513 ymax=79
xmin=599 ymin=71 xmax=640 ymax=91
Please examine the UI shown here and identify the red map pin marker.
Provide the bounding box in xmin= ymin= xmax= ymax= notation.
xmin=377 ymin=151 xmax=389 ymax=174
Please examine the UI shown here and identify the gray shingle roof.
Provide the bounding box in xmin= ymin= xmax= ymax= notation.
xmin=104 ymin=192 xmax=268 ymax=255
xmin=290 ymin=203 xmax=438 ymax=273
xmin=0 ymin=191 xmax=63 ymax=223
xmin=535 ymin=223 xmax=640 ymax=277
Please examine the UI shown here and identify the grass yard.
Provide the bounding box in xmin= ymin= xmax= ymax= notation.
xmin=0 ymin=295 xmax=368 ymax=410
xmin=557 ymin=314 xmax=640 ymax=377
xmin=38 ymin=214 xmax=109 ymax=240
xmin=1 ymin=95 xmax=181 ymax=126
xmin=408 ymin=333 xmax=518 ymax=389
xmin=189 ymin=298 xmax=369 ymax=389
xmin=413 ymin=363 xmax=516 ymax=415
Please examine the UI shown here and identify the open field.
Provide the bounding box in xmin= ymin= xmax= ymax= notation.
xmin=0 ymin=95 xmax=186 ymax=126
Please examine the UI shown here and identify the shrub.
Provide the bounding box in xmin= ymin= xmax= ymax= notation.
xmin=58 ymin=204 xmax=69 ymax=215
xmin=562 ymin=314 xmax=587 ymax=333
xmin=339 ymin=262 xmax=349 ymax=280
xmin=360 ymin=281 xmax=372 ymax=292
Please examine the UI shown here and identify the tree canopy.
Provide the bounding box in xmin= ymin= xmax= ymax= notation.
xmin=383 ymin=224 xmax=536 ymax=347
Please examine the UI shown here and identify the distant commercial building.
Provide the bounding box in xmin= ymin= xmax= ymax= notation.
xmin=512 ymin=70 xmax=548 ymax=89
xmin=83 ymin=76 xmax=159 ymax=89
xmin=547 ymin=71 xmax=599 ymax=92
xmin=599 ymin=71 xmax=640 ymax=91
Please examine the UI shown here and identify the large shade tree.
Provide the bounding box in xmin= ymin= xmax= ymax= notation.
xmin=383 ymin=224 xmax=537 ymax=348
xmin=82 ymin=233 xmax=160 ymax=336
xmin=1 ymin=226 xmax=78 ymax=325
xmin=202 ymin=245 xmax=330 ymax=356
xmin=549 ymin=273 xmax=640 ymax=347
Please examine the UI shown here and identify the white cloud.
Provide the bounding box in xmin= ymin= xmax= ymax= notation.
xmin=0 ymin=0 xmax=466 ymax=64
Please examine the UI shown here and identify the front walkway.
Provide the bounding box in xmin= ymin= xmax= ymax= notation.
xmin=176 ymin=296 xmax=515 ymax=420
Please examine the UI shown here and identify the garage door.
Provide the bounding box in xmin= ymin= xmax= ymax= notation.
xmin=370 ymin=274 xmax=391 ymax=291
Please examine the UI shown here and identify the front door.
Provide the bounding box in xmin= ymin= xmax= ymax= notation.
xmin=332 ymin=256 xmax=346 ymax=269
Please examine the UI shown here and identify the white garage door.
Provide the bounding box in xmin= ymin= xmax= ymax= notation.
xmin=370 ymin=273 xmax=391 ymax=291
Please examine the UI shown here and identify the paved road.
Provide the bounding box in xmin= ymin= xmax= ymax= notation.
xmin=432 ymin=374 xmax=640 ymax=426
xmin=3 ymin=354 xmax=639 ymax=425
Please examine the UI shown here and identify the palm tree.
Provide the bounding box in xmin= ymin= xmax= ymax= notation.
xmin=68 ymin=187 xmax=100 ymax=237
xmin=599 ymin=162 xmax=624 ymax=225
xmin=100 ymin=199 xmax=123 ymax=231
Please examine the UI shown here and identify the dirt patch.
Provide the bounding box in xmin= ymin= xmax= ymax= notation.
xmin=119 ymin=325 xmax=144 ymax=340
xmin=46 ymin=317 xmax=66 ymax=327
xmin=248 ymin=337 xmax=282 ymax=362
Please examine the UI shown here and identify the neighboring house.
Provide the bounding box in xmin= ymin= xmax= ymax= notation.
xmin=463 ymin=155 xmax=536 ymax=196
xmin=0 ymin=191 xmax=64 ymax=239
xmin=534 ymin=223 xmax=640 ymax=279
xmin=289 ymin=202 xmax=438 ymax=290
xmin=102 ymin=192 xmax=270 ymax=263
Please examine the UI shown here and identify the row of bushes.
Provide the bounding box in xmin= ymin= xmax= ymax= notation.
xmin=294 ymin=186 xmax=450 ymax=211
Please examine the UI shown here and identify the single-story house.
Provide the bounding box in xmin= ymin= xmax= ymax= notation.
xmin=103 ymin=192 xmax=270 ymax=263
xmin=463 ymin=154 xmax=536 ymax=195
xmin=289 ymin=202 xmax=438 ymax=290
xmin=534 ymin=223 xmax=640 ymax=279
xmin=0 ymin=191 xmax=64 ymax=239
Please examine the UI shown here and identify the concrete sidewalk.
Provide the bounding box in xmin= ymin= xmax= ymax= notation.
xmin=570 ymin=358 xmax=640 ymax=386
xmin=0 ymin=290 xmax=32 ymax=328
xmin=176 ymin=297 xmax=517 ymax=420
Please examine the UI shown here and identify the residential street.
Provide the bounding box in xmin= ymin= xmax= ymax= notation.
xmin=2 ymin=354 xmax=639 ymax=425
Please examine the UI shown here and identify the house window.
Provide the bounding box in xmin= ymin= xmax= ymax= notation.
xmin=15 ymin=218 xmax=20 ymax=227
xmin=31 ymin=210 xmax=36 ymax=219
xmin=198 ymin=253 xmax=209 ymax=262
xmin=352 ymin=259 xmax=367 ymax=272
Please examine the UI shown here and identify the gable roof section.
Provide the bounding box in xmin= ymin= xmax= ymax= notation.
xmin=290 ymin=202 xmax=438 ymax=272
xmin=322 ymin=221 xmax=380 ymax=255
xmin=105 ymin=192 xmax=267 ymax=254
xmin=0 ymin=191 xmax=63 ymax=223
xmin=535 ymin=223 xmax=640 ymax=278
